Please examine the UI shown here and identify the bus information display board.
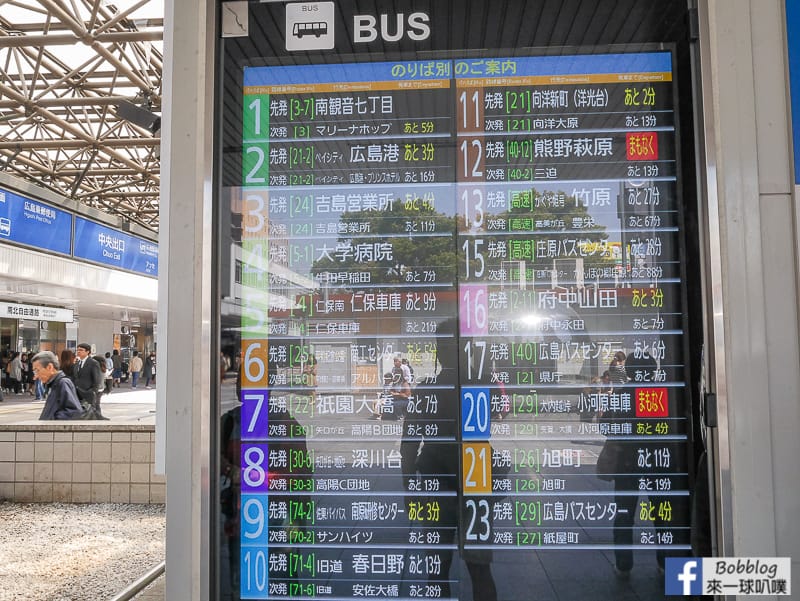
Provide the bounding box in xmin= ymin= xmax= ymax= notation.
xmin=220 ymin=42 xmax=690 ymax=601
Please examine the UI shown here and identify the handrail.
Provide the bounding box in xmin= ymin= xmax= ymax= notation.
xmin=107 ymin=561 xmax=165 ymax=601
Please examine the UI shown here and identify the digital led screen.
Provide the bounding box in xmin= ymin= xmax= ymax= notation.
xmin=220 ymin=44 xmax=690 ymax=601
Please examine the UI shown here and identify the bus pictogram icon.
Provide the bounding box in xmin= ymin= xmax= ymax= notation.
xmin=294 ymin=21 xmax=327 ymax=38
xmin=286 ymin=3 xmax=334 ymax=51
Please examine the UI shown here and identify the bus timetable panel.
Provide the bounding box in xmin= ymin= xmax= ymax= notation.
xmin=219 ymin=34 xmax=691 ymax=601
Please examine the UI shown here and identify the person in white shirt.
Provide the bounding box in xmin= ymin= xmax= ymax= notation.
xmin=129 ymin=350 xmax=144 ymax=388
xmin=393 ymin=355 xmax=412 ymax=383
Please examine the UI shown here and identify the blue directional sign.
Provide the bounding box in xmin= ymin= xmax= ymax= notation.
xmin=0 ymin=187 xmax=72 ymax=255
xmin=73 ymin=216 xmax=158 ymax=277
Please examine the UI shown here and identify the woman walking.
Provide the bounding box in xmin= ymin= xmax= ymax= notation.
xmin=7 ymin=352 xmax=22 ymax=394
xmin=143 ymin=352 xmax=156 ymax=389
xmin=60 ymin=349 xmax=77 ymax=383
xmin=21 ymin=353 xmax=33 ymax=395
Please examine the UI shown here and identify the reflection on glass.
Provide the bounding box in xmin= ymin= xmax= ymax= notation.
xmin=218 ymin=50 xmax=691 ymax=601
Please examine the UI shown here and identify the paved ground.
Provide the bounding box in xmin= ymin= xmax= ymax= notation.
xmin=0 ymin=386 xmax=163 ymax=599
xmin=0 ymin=386 xmax=156 ymax=424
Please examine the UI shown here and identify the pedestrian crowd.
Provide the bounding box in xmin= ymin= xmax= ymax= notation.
xmin=0 ymin=345 xmax=156 ymax=421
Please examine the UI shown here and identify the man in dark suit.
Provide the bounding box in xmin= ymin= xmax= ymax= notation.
xmin=74 ymin=342 xmax=109 ymax=420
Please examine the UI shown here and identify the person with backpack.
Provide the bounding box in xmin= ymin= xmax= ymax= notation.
xmin=111 ymin=349 xmax=123 ymax=388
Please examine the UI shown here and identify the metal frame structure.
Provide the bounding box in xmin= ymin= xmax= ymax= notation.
xmin=695 ymin=0 xmax=732 ymax=559
xmin=0 ymin=0 xmax=162 ymax=231
xmin=160 ymin=0 xmax=214 ymax=595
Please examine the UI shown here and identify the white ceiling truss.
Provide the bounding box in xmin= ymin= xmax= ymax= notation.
xmin=0 ymin=0 xmax=162 ymax=232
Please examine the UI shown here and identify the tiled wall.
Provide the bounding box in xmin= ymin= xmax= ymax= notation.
xmin=0 ymin=426 xmax=163 ymax=503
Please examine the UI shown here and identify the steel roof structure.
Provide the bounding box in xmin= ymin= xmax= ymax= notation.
xmin=0 ymin=0 xmax=162 ymax=232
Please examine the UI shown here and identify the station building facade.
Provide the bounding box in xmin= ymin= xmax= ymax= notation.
xmin=0 ymin=173 xmax=158 ymax=360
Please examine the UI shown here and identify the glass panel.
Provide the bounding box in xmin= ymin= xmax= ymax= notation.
xmin=216 ymin=2 xmax=700 ymax=600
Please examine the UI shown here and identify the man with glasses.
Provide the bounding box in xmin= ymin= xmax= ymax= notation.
xmin=74 ymin=342 xmax=109 ymax=420
xmin=32 ymin=351 xmax=83 ymax=420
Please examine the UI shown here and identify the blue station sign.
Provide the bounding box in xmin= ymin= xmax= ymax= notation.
xmin=0 ymin=188 xmax=73 ymax=255
xmin=73 ymin=216 xmax=158 ymax=277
